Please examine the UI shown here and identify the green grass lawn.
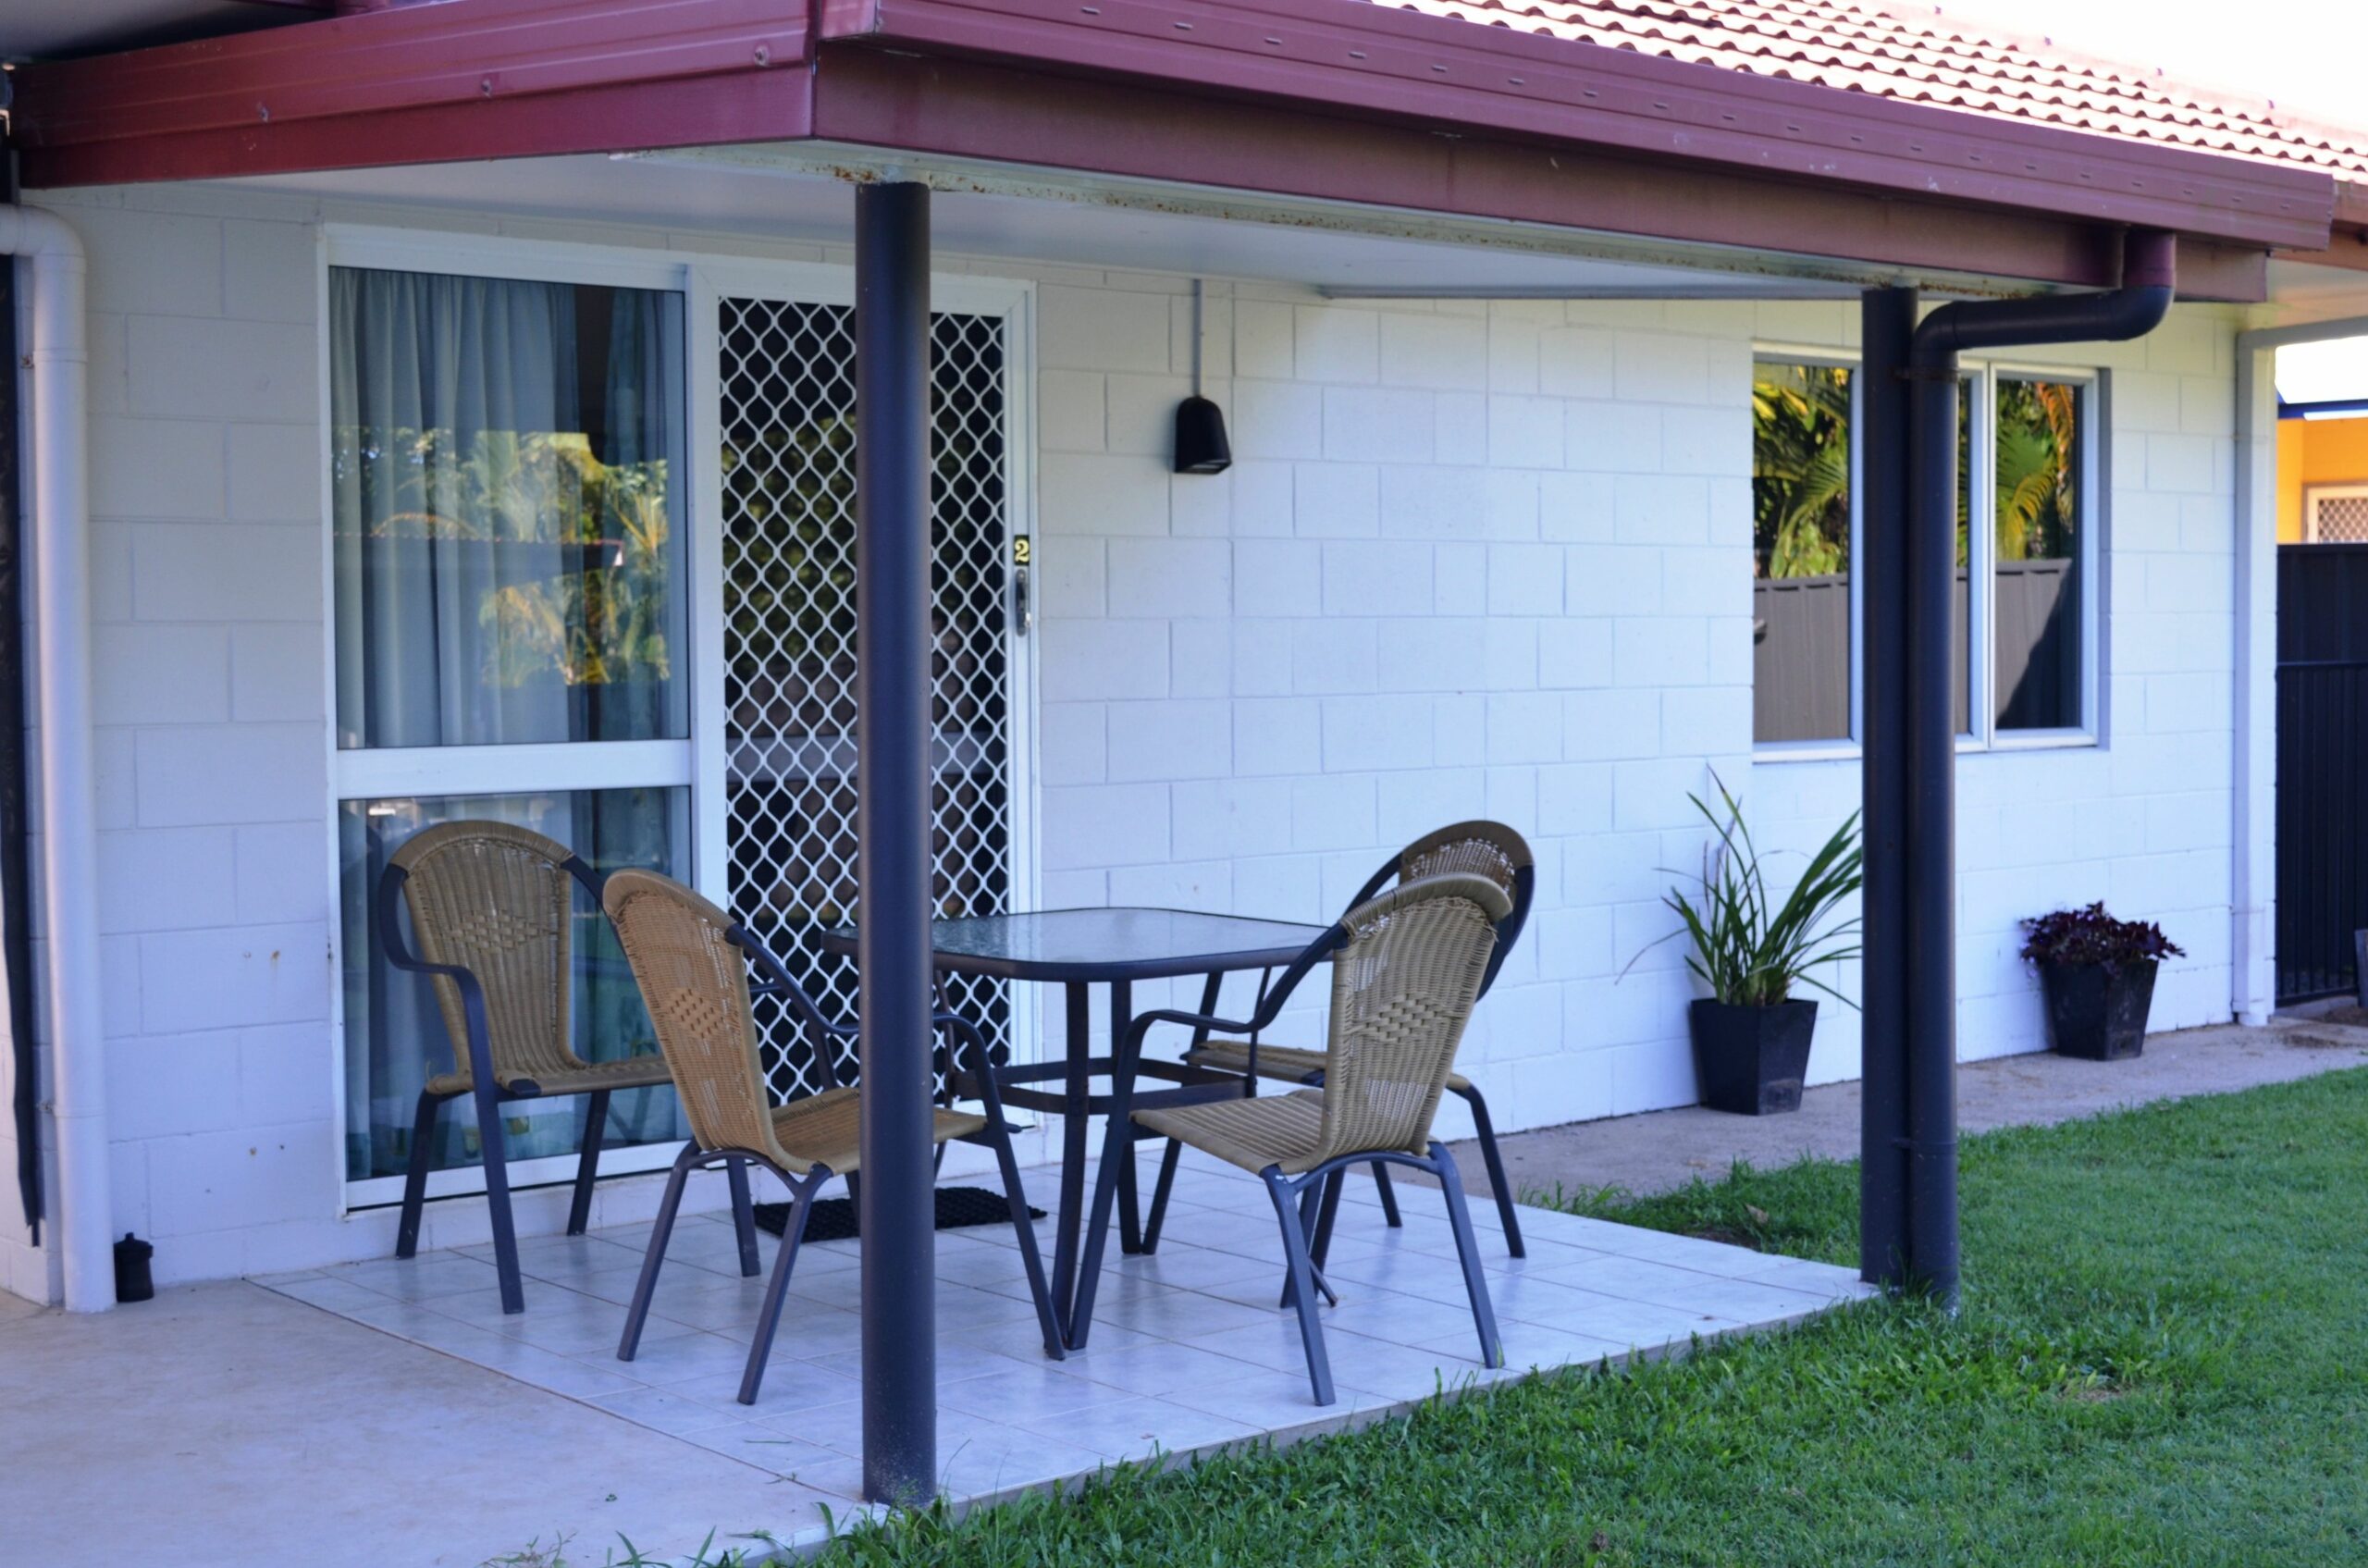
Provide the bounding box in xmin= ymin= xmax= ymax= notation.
xmin=792 ymin=1069 xmax=2368 ymax=1567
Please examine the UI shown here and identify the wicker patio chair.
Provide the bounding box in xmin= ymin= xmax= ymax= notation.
xmin=1166 ymin=821 xmax=1536 ymax=1256
xmin=1070 ymin=872 xmax=1511 ymax=1404
xmin=378 ymin=821 xmax=758 ymax=1315
xmin=601 ymin=868 xmax=1062 ymax=1404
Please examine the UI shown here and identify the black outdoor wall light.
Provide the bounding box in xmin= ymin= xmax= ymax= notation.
xmin=1174 ymin=278 xmax=1232 ymax=475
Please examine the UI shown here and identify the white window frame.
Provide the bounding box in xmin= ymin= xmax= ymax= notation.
xmin=1750 ymin=347 xmax=2103 ymax=760
xmin=1981 ymin=363 xmax=2103 ymax=752
xmin=321 ymin=226 xmax=1041 ymax=1211
xmin=2301 ymin=481 xmax=2368 ymax=542
xmin=1748 ymin=347 xmax=1865 ymax=762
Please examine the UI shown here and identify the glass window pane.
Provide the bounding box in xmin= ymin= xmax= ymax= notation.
xmin=330 ymin=267 xmax=690 ymax=749
xmin=1993 ymin=377 xmax=2084 ymax=730
xmin=1752 ymin=362 xmax=1853 ymax=744
xmin=339 ymin=786 xmax=690 ymax=1182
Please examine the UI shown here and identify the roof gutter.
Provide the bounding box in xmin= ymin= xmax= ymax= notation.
xmin=0 ymin=204 xmax=108 ymax=1312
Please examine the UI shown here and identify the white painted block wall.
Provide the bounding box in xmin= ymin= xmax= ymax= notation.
xmin=0 ymin=181 xmax=2249 ymax=1299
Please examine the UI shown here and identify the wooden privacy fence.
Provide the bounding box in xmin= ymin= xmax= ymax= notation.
xmin=1753 ymin=559 xmax=2071 ymax=743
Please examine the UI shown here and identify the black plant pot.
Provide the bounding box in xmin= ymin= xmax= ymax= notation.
xmin=1689 ymin=998 xmax=1817 ymax=1116
xmin=2039 ymin=958 xmax=2158 ymax=1061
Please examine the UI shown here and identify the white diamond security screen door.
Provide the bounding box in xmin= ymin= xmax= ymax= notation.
xmin=719 ymin=291 xmax=1022 ymax=1100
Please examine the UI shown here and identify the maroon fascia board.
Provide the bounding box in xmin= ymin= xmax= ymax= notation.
xmin=11 ymin=0 xmax=812 ymax=159
xmin=817 ymin=0 xmax=2332 ymax=253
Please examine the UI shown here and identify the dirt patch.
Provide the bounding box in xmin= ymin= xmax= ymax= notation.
xmin=2300 ymin=1005 xmax=2368 ymax=1029
xmin=2283 ymin=1031 xmax=2368 ymax=1050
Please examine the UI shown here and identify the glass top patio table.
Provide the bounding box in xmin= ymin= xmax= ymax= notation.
xmin=852 ymin=906 xmax=1330 ymax=983
xmin=816 ymin=907 xmax=1331 ymax=1349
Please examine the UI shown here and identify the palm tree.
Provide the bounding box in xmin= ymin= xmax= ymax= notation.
xmin=1994 ymin=378 xmax=2078 ymax=562
xmin=1752 ymin=364 xmax=1851 ymax=578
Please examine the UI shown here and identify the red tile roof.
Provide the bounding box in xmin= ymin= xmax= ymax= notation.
xmin=1373 ymin=0 xmax=2368 ymax=183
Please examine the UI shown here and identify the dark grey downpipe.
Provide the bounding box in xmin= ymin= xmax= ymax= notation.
xmin=1864 ymin=230 xmax=2175 ymax=1306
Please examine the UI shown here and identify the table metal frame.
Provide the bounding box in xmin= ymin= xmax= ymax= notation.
xmin=824 ymin=907 xmax=1326 ymax=1348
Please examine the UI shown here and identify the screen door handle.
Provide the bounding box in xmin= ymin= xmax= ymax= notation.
xmin=1010 ymin=535 xmax=1032 ymax=636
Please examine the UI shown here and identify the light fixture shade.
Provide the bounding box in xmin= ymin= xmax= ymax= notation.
xmin=1172 ymin=394 xmax=1233 ymax=475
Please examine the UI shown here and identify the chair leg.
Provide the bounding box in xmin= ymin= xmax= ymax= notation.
xmin=1311 ymin=1168 xmax=1346 ymax=1268
xmin=394 ymin=1090 xmax=443 ymax=1260
xmin=726 ymin=1157 xmax=762 ymax=1278
xmin=619 ymin=1144 xmax=699 ymax=1361
xmin=738 ymin=1173 xmax=817 ymax=1406
xmin=1067 ymin=1113 xmax=1133 ymax=1350
xmin=1456 ymin=1084 xmax=1525 ymax=1258
xmin=471 ymin=1084 xmax=524 ymax=1315
xmin=568 ymin=1089 xmax=611 ymax=1238
xmin=1141 ymin=1137 xmax=1183 ymax=1253
xmin=980 ymin=1128 xmax=1065 ymax=1361
xmin=1431 ymin=1142 xmax=1504 ymax=1371
xmin=1262 ymin=1167 xmax=1335 ymax=1406
xmin=1278 ymin=1177 xmax=1340 ymax=1312
xmin=1369 ymin=1161 xmax=1404 ymax=1228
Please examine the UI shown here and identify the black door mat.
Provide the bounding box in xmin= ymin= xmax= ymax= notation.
xmin=752 ymin=1185 xmax=1043 ymax=1241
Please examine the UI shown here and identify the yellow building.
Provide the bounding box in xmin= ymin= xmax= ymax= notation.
xmin=2277 ymin=414 xmax=2368 ymax=541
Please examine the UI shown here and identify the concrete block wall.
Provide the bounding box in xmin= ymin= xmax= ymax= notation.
xmin=1031 ymin=280 xmax=1767 ymax=1135
xmin=0 ymin=180 xmax=2250 ymax=1298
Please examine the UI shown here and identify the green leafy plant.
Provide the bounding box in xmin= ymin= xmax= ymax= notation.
xmin=1751 ymin=363 xmax=1852 ymax=580
xmin=1652 ymin=775 xmax=1864 ymax=1007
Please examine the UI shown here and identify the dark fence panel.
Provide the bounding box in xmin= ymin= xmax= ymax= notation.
xmin=2276 ymin=661 xmax=2368 ymax=1003
xmin=2279 ymin=542 xmax=2368 ymax=663
xmin=2275 ymin=543 xmax=2368 ymax=1003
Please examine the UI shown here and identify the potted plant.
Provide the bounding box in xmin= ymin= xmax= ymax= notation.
xmin=2020 ymin=904 xmax=2183 ymax=1061
xmin=1649 ymin=778 xmax=1864 ymax=1116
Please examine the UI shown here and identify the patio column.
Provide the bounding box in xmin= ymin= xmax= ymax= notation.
xmin=854 ymin=179 xmax=937 ymax=1505
xmin=1856 ymin=286 xmax=1916 ymax=1291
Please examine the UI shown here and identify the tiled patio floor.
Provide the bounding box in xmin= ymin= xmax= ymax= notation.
xmin=258 ymin=1149 xmax=1874 ymax=1542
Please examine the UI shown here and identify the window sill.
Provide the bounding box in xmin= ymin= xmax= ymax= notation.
xmin=1752 ymin=744 xmax=1859 ymax=765
xmin=1752 ymin=730 xmax=2098 ymax=764
xmin=1981 ymin=729 xmax=2099 ymax=754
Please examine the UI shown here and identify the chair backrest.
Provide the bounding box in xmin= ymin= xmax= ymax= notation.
xmin=600 ymin=868 xmax=787 ymax=1164
xmin=1311 ymin=871 xmax=1511 ymax=1165
xmin=388 ymin=821 xmax=587 ymax=1086
xmin=1374 ymin=820 xmax=1535 ymax=999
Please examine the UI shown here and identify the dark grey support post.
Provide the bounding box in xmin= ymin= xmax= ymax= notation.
xmin=1874 ymin=232 xmax=2174 ymax=1312
xmin=855 ymin=179 xmax=937 ymax=1506
xmin=1901 ymin=310 xmax=1964 ymax=1311
xmin=1856 ymin=286 xmax=1916 ymax=1290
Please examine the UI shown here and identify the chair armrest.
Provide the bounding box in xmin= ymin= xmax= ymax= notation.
xmin=376 ymin=865 xmax=501 ymax=1096
xmin=932 ymin=1010 xmax=1021 ymax=1126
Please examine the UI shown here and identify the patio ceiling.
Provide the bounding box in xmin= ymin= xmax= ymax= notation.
xmin=229 ymin=147 xmax=1881 ymax=297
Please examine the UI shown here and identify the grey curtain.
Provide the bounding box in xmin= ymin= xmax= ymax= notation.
xmin=330 ymin=266 xmax=692 ymax=1182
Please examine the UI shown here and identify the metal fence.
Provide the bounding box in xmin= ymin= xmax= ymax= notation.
xmin=2273 ymin=544 xmax=2368 ymax=1003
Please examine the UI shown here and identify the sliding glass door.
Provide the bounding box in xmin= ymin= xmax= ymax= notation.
xmin=329 ymin=246 xmax=697 ymax=1200
xmin=328 ymin=238 xmax=1036 ymax=1207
